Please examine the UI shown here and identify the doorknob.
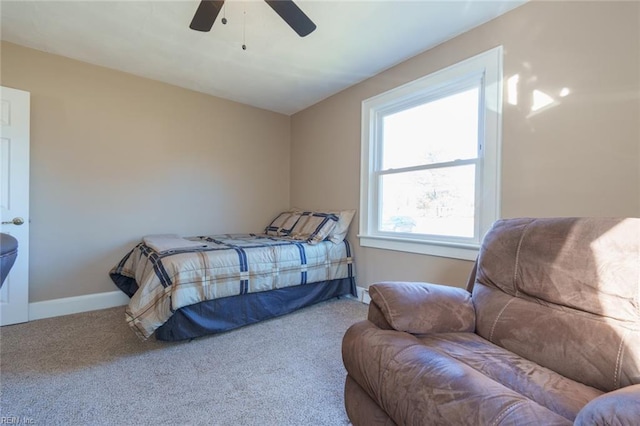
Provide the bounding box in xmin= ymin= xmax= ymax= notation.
xmin=1 ymin=217 xmax=24 ymax=226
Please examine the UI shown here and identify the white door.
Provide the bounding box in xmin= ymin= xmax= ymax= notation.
xmin=0 ymin=86 xmax=30 ymax=326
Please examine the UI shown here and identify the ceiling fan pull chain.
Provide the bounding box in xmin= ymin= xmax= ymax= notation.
xmin=242 ymin=10 xmax=247 ymax=50
xmin=222 ymin=2 xmax=227 ymax=24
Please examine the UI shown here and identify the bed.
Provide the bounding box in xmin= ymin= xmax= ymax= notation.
xmin=110 ymin=210 xmax=356 ymax=341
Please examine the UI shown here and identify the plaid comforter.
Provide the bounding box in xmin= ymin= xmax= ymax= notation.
xmin=110 ymin=234 xmax=354 ymax=339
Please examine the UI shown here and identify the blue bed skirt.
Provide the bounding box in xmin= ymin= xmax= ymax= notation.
xmin=154 ymin=277 xmax=357 ymax=341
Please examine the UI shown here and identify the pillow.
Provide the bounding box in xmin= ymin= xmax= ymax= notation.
xmin=326 ymin=209 xmax=356 ymax=243
xmin=289 ymin=212 xmax=339 ymax=244
xmin=265 ymin=211 xmax=302 ymax=236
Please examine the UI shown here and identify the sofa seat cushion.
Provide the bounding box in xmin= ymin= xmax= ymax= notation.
xmin=343 ymin=321 xmax=603 ymax=425
xmin=416 ymin=333 xmax=603 ymax=420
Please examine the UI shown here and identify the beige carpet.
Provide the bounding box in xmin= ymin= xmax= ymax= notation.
xmin=0 ymin=297 xmax=367 ymax=425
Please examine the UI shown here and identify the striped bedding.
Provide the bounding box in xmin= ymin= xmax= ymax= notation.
xmin=110 ymin=234 xmax=354 ymax=339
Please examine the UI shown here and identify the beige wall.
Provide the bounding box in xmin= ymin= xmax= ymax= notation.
xmin=1 ymin=41 xmax=291 ymax=302
xmin=291 ymin=1 xmax=640 ymax=289
xmin=2 ymin=0 xmax=639 ymax=303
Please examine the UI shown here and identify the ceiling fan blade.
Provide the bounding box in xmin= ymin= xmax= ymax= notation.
xmin=264 ymin=0 xmax=316 ymax=37
xmin=190 ymin=0 xmax=225 ymax=32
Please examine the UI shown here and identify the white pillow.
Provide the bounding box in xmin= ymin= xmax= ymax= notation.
xmin=327 ymin=209 xmax=356 ymax=243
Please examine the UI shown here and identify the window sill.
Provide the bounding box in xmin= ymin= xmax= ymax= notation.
xmin=358 ymin=234 xmax=479 ymax=261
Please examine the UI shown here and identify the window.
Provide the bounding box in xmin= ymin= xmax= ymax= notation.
xmin=359 ymin=47 xmax=502 ymax=260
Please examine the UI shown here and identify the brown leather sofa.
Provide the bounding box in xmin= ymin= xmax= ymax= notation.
xmin=342 ymin=217 xmax=640 ymax=425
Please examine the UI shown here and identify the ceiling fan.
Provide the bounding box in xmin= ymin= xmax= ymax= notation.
xmin=189 ymin=0 xmax=317 ymax=37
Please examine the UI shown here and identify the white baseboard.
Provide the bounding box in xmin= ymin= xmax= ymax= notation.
xmin=356 ymin=286 xmax=370 ymax=304
xmin=28 ymin=286 xmax=366 ymax=322
xmin=29 ymin=290 xmax=130 ymax=321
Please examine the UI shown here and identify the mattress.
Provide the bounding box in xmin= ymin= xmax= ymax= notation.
xmin=110 ymin=234 xmax=354 ymax=339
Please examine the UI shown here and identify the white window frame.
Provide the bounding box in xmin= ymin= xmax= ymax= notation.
xmin=359 ymin=46 xmax=503 ymax=260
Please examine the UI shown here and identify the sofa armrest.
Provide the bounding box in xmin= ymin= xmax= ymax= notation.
xmin=367 ymin=300 xmax=394 ymax=330
xmin=574 ymin=384 xmax=640 ymax=426
xmin=368 ymin=282 xmax=475 ymax=335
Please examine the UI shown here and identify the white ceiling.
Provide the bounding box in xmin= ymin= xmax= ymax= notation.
xmin=1 ymin=0 xmax=526 ymax=115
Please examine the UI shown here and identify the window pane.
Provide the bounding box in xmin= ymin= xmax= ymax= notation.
xmin=382 ymin=87 xmax=479 ymax=170
xmin=379 ymin=165 xmax=476 ymax=238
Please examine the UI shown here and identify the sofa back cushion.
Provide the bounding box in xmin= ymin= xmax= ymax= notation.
xmin=473 ymin=217 xmax=640 ymax=392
